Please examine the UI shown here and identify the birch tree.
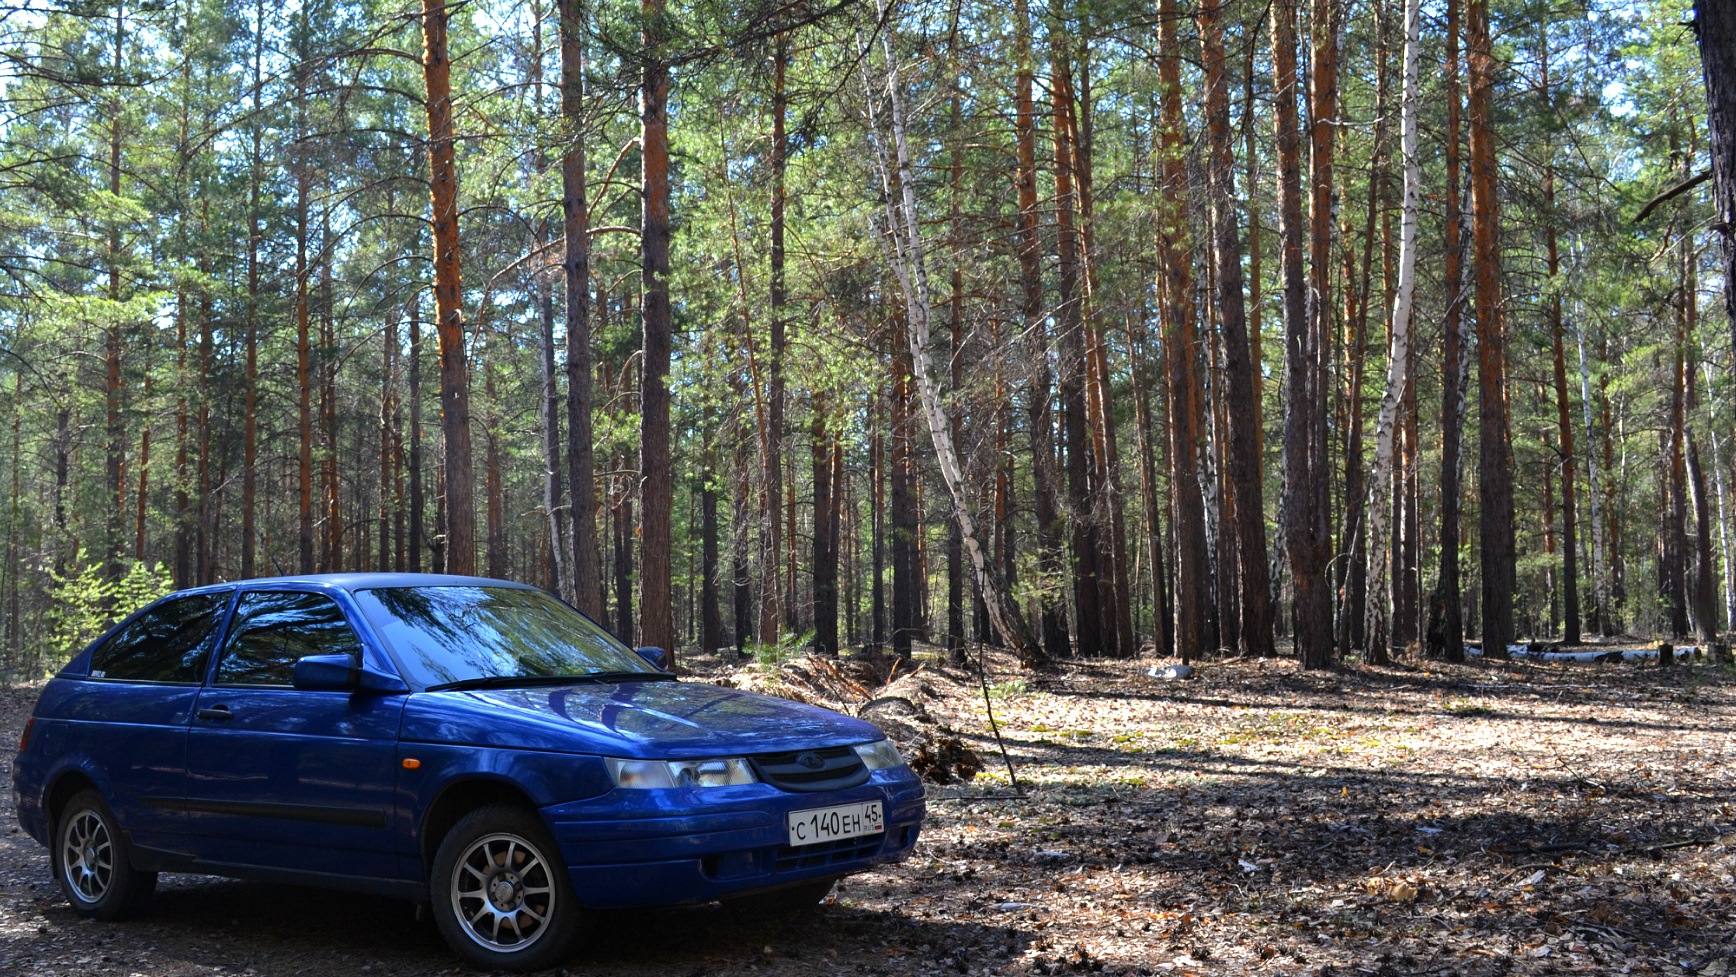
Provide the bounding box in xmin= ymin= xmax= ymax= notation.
xmin=1363 ymin=0 xmax=1419 ymax=658
xmin=861 ymin=4 xmax=1044 ymax=668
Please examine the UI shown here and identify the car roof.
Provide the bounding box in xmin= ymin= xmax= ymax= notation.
xmin=177 ymin=573 xmax=538 ymax=596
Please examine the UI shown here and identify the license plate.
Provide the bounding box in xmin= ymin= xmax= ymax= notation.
xmin=786 ymin=800 xmax=884 ymax=847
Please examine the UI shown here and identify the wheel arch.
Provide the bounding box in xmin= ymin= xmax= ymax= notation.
xmin=418 ymin=777 xmax=543 ymax=868
xmin=43 ymin=768 xmax=101 ymax=829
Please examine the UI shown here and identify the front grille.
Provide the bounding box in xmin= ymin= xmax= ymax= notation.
xmin=775 ymin=834 xmax=885 ymax=872
xmin=749 ymin=746 xmax=869 ymax=792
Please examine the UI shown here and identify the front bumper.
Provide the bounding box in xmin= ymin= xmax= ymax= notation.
xmin=543 ymin=771 xmax=926 ymax=908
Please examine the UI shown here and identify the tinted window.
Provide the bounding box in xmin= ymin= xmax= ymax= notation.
xmin=216 ymin=591 xmax=363 ymax=686
xmin=353 ymin=586 xmax=652 ymax=689
xmin=89 ymin=592 xmax=230 ymax=683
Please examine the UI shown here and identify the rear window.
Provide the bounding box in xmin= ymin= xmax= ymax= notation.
xmin=89 ymin=591 xmax=230 ymax=684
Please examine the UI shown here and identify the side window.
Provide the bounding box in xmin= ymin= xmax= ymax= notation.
xmin=215 ymin=591 xmax=363 ymax=687
xmin=89 ymin=592 xmax=230 ymax=683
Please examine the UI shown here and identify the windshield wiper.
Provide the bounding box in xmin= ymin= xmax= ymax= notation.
xmin=425 ymin=671 xmax=670 ymax=692
xmin=567 ymin=670 xmax=672 ymax=684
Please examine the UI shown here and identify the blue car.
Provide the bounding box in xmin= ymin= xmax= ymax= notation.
xmin=11 ymin=574 xmax=926 ymax=970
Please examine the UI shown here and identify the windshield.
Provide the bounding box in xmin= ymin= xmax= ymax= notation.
xmin=352 ymin=585 xmax=660 ymax=690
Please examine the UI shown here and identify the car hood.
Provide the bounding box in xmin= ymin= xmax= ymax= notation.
xmin=400 ymin=679 xmax=887 ymax=758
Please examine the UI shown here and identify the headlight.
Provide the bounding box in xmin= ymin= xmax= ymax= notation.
xmin=853 ymin=739 xmax=905 ymax=770
xmin=605 ymin=756 xmax=757 ymax=789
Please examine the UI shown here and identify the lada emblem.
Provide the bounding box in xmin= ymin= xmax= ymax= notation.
xmin=796 ymin=752 xmax=826 ymax=770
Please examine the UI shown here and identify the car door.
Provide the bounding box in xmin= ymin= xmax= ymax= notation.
xmin=49 ymin=590 xmax=233 ymax=851
xmin=183 ymin=588 xmax=406 ymax=882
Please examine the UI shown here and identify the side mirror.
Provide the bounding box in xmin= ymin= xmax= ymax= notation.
xmin=294 ymin=654 xmax=358 ymax=691
xmin=293 ymin=654 xmax=408 ymax=693
xmin=635 ymin=646 xmax=670 ymax=671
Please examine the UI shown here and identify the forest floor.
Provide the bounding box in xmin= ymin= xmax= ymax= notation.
xmin=3 ymin=646 xmax=1736 ymax=977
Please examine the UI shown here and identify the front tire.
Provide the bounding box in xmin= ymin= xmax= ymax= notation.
xmin=430 ymin=805 xmax=584 ymax=971
xmin=53 ymin=789 xmax=156 ymax=921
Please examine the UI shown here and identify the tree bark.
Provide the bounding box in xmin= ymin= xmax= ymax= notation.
xmin=1199 ymin=0 xmax=1274 ymax=658
xmin=1427 ymin=0 xmax=1467 ymax=661
xmin=760 ymin=32 xmax=789 ymax=650
xmin=1542 ymin=27 xmax=1580 ymax=644
xmin=409 ymin=296 xmax=425 ymax=573
xmin=1157 ymin=0 xmax=1211 ymax=663
xmin=1010 ymin=0 xmax=1067 ymax=660
xmin=868 ymin=7 xmax=1045 ymax=665
xmin=639 ymin=0 xmax=675 ymax=653
xmin=1363 ymin=0 xmax=1418 ymax=660
xmin=1275 ymin=0 xmax=1330 ymax=665
xmin=1468 ymin=0 xmax=1515 ymax=656
xmin=1050 ymin=2 xmax=1102 ymax=657
xmin=422 ymin=0 xmax=476 ymax=575
xmin=1694 ymin=0 xmax=1736 ymax=354
xmin=560 ymin=0 xmax=600 ymax=614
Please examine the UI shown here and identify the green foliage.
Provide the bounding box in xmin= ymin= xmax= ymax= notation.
xmin=751 ymin=629 xmax=816 ymax=667
xmin=44 ymin=551 xmax=173 ymax=668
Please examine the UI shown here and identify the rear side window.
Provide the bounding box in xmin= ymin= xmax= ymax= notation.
xmin=216 ymin=591 xmax=364 ymax=687
xmin=89 ymin=592 xmax=230 ymax=683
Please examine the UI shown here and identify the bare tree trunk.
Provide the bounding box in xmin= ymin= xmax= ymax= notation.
xmin=759 ymin=32 xmax=788 ymax=650
xmin=1275 ymin=0 xmax=1330 ymax=665
xmin=1198 ymin=0 xmax=1273 ymax=658
xmin=296 ymin=156 xmax=315 ymax=574
xmin=1427 ymin=0 xmax=1468 ymax=661
xmin=813 ymin=395 xmax=839 ymax=655
xmin=1156 ymin=0 xmax=1210 ymax=663
xmin=1049 ymin=1 xmax=1102 ymax=657
xmin=1364 ymin=0 xmax=1419 ymax=660
xmin=866 ymin=7 xmax=1046 ymax=665
xmin=1694 ymin=0 xmax=1736 ymax=355
xmin=559 ymin=0 xmax=600 ymax=614
xmin=423 ymin=0 xmax=475 ymax=575
xmin=639 ymin=0 xmax=675 ymax=653
xmin=1010 ymin=0 xmax=1067 ymax=659
xmin=1468 ymin=0 xmax=1515 ymax=656
xmin=409 ymin=296 xmax=425 ymax=572
xmin=241 ymin=0 xmax=259 ymax=581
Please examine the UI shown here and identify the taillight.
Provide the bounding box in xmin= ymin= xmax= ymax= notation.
xmin=17 ymin=716 xmax=32 ymax=752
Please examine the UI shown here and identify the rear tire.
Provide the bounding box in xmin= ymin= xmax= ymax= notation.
xmin=430 ymin=804 xmax=585 ymax=971
xmin=53 ymin=789 xmax=156 ymax=921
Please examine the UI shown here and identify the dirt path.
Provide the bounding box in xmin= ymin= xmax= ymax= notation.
xmin=4 ymin=655 xmax=1734 ymax=976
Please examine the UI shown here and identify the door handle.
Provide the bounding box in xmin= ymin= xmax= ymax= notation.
xmin=196 ymin=704 xmax=233 ymax=721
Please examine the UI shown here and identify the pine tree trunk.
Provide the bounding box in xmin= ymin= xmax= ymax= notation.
xmin=559 ymin=0 xmax=599 ymax=615
xmin=1156 ymin=0 xmax=1211 ymax=664
xmin=1468 ymin=0 xmax=1515 ymax=656
xmin=1199 ymin=0 xmax=1274 ymax=658
xmin=639 ymin=0 xmax=674 ymax=654
xmin=1694 ymin=0 xmax=1736 ymax=354
xmin=1428 ymin=0 xmax=1468 ymax=661
xmin=1275 ymin=0 xmax=1330 ymax=665
xmin=1543 ymin=35 xmax=1580 ymax=644
xmin=759 ymin=32 xmax=788 ymax=650
xmin=409 ymin=296 xmax=425 ymax=573
xmin=813 ymin=396 xmax=839 ymax=655
xmin=296 ymin=160 xmax=315 ymax=574
xmin=423 ymin=0 xmax=475 ymax=575
xmin=1010 ymin=0 xmax=1067 ymax=660
xmin=1050 ymin=3 xmax=1102 ymax=657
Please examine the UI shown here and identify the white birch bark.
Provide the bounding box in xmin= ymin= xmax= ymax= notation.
xmin=1363 ymin=0 xmax=1421 ymax=655
xmin=860 ymin=7 xmax=1043 ymax=664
